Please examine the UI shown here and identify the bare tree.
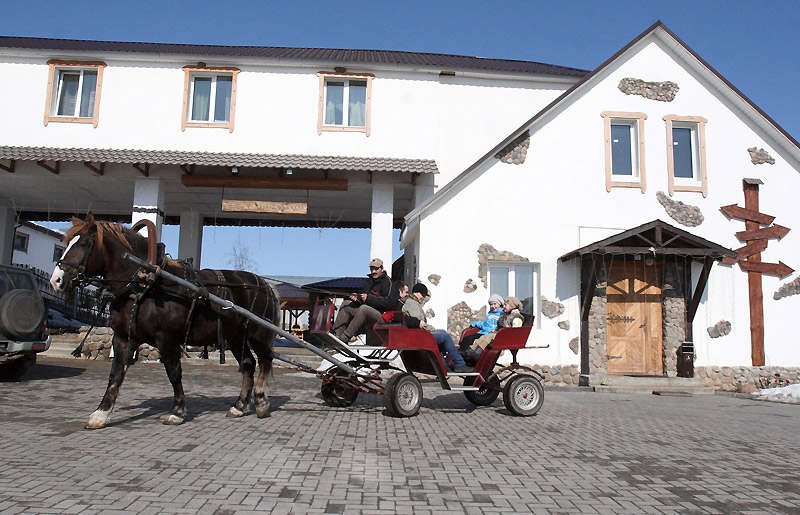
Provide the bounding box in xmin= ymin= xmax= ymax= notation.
xmin=227 ymin=236 xmax=258 ymax=272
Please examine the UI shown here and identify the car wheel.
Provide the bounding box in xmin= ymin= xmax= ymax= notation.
xmin=503 ymin=374 xmax=544 ymax=416
xmin=463 ymin=374 xmax=501 ymax=406
xmin=321 ymin=371 xmax=358 ymax=407
xmin=0 ymin=289 xmax=45 ymax=338
xmin=384 ymin=372 xmax=422 ymax=417
xmin=0 ymin=355 xmax=34 ymax=381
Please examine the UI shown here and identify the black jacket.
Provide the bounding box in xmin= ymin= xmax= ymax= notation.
xmin=359 ymin=271 xmax=397 ymax=312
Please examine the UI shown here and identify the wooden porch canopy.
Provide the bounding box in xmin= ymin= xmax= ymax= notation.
xmin=560 ymin=219 xmax=736 ymax=376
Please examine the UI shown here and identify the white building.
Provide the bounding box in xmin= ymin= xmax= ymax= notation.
xmin=11 ymin=220 xmax=65 ymax=274
xmin=401 ymin=22 xmax=800 ymax=384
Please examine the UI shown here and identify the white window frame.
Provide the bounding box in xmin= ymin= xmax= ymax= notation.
xmin=181 ymin=66 xmax=239 ymax=133
xmin=487 ymin=261 xmax=541 ymax=329
xmin=13 ymin=232 xmax=29 ymax=253
xmin=43 ymin=60 xmax=106 ymax=128
xmin=664 ymin=115 xmax=708 ymax=197
xmin=601 ymin=111 xmax=647 ymax=193
xmin=317 ymin=72 xmax=373 ymax=136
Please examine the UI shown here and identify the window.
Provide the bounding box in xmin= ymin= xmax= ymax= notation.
xmin=44 ymin=60 xmax=106 ymax=127
xmin=181 ymin=66 xmax=239 ymax=132
xmin=663 ymin=115 xmax=708 ymax=197
xmin=487 ymin=262 xmax=540 ymax=328
xmin=13 ymin=232 xmax=29 ymax=253
xmin=317 ymin=72 xmax=374 ymax=136
xmin=53 ymin=245 xmax=66 ymax=262
xmin=601 ymin=111 xmax=647 ymax=192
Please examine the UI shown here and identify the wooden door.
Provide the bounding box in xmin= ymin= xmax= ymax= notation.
xmin=606 ymin=261 xmax=663 ymax=375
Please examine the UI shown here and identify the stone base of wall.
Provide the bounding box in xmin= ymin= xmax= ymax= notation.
xmin=78 ymin=326 xmax=160 ymax=362
xmin=695 ymin=366 xmax=800 ymax=392
xmin=527 ymin=364 xmax=581 ymax=386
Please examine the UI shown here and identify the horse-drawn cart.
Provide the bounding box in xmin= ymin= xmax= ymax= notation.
xmin=126 ymin=253 xmax=548 ymax=418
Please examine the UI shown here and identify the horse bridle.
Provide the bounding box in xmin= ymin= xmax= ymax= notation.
xmin=57 ymin=231 xmax=97 ymax=288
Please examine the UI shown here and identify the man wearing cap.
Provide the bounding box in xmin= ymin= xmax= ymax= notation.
xmin=332 ymin=257 xmax=398 ymax=343
xmin=403 ymin=283 xmax=472 ymax=373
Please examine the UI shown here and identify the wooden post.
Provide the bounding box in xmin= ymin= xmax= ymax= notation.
xmin=743 ymin=180 xmax=765 ymax=366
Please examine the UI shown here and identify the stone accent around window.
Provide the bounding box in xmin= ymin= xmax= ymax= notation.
xmin=494 ymin=130 xmax=530 ymax=165
xmin=707 ymin=320 xmax=732 ymax=338
xmin=568 ymin=337 xmax=579 ymax=355
xmin=618 ymin=77 xmax=679 ymax=102
xmin=463 ymin=278 xmax=477 ymax=293
xmin=477 ymin=244 xmax=530 ymax=288
xmin=447 ymin=301 xmax=487 ymax=341
xmin=656 ymin=191 xmax=704 ymax=227
xmin=541 ymin=297 xmax=564 ymax=319
xmin=774 ymin=277 xmax=800 ymax=300
xmin=558 ymin=320 xmax=570 ymax=331
xmin=747 ymin=147 xmax=775 ymax=165
xmin=427 ymin=274 xmax=441 ymax=286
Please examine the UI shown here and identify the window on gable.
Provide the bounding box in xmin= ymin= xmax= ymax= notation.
xmin=13 ymin=232 xmax=29 ymax=253
xmin=44 ymin=60 xmax=106 ymax=127
xmin=601 ymin=112 xmax=647 ymax=193
xmin=53 ymin=244 xmax=66 ymax=263
xmin=664 ymin=115 xmax=708 ymax=197
xmin=488 ymin=262 xmax=540 ymax=328
xmin=181 ymin=66 xmax=239 ymax=132
xmin=317 ymin=72 xmax=373 ymax=136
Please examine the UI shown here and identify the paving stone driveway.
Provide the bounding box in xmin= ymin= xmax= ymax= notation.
xmin=1 ymin=356 xmax=798 ymax=514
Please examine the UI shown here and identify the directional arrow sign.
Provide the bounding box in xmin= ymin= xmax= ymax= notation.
xmin=735 ymin=224 xmax=791 ymax=242
xmin=722 ymin=240 xmax=768 ymax=265
xmin=739 ymin=260 xmax=794 ymax=278
xmin=720 ymin=204 xmax=775 ymax=225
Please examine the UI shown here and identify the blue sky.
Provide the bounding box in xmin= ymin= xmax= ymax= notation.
xmin=5 ymin=1 xmax=799 ymax=277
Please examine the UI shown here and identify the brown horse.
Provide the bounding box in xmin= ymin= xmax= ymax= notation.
xmin=50 ymin=214 xmax=280 ymax=429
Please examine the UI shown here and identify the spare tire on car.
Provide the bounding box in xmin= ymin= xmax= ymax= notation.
xmin=0 ymin=289 xmax=45 ymax=338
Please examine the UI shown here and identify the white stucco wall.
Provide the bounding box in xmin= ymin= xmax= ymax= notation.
xmin=12 ymin=225 xmax=64 ymax=273
xmin=411 ymin=35 xmax=800 ymax=368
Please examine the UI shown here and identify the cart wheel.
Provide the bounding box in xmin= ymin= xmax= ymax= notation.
xmin=503 ymin=374 xmax=544 ymax=416
xmin=384 ymin=372 xmax=422 ymax=417
xmin=463 ymin=374 xmax=501 ymax=406
xmin=321 ymin=372 xmax=358 ymax=407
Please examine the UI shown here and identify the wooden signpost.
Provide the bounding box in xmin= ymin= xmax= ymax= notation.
xmin=721 ymin=179 xmax=794 ymax=366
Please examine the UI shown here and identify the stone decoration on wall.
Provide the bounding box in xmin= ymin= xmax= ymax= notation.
xmin=463 ymin=278 xmax=477 ymax=293
xmin=662 ymin=261 xmax=687 ymax=376
xmin=558 ymin=321 xmax=570 ymax=331
xmin=747 ymin=147 xmax=776 ymax=165
xmin=427 ymin=274 xmax=441 ymax=286
xmin=477 ymin=244 xmax=530 ymax=288
xmin=77 ymin=327 xmax=161 ymax=362
xmin=656 ymin=191 xmax=704 ymax=227
xmin=447 ymin=301 xmax=487 ymax=341
xmin=494 ymin=130 xmax=530 ymax=165
xmin=568 ymin=337 xmax=579 ymax=355
xmin=529 ymin=364 xmax=581 ymax=386
xmin=707 ymin=320 xmax=732 ymax=338
xmin=774 ymin=277 xmax=800 ymax=300
xmin=618 ymin=77 xmax=679 ymax=102
xmin=541 ymin=297 xmax=565 ymax=319
xmin=425 ymin=309 xmax=435 ymax=319
xmin=587 ymin=267 xmax=608 ymax=375
xmin=695 ymin=366 xmax=800 ymax=392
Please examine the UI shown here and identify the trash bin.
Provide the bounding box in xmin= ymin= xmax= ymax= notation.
xmin=677 ymin=342 xmax=694 ymax=378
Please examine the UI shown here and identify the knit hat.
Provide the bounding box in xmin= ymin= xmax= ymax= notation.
xmin=412 ymin=283 xmax=429 ymax=297
xmin=504 ymin=296 xmax=523 ymax=311
xmin=488 ymin=293 xmax=504 ymax=306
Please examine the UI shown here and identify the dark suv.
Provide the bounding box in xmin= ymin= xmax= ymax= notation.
xmin=0 ymin=265 xmax=50 ymax=380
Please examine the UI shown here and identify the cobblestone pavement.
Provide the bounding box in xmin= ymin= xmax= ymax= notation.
xmin=1 ymin=356 xmax=799 ymax=514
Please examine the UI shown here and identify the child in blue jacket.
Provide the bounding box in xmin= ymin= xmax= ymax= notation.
xmin=458 ymin=294 xmax=504 ymax=356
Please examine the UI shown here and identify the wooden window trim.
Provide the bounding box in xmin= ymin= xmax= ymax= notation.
xmin=601 ymin=111 xmax=647 ymax=193
xmin=181 ymin=66 xmax=240 ymax=133
xmin=664 ymin=115 xmax=708 ymax=197
xmin=43 ymin=60 xmax=106 ymax=128
xmin=317 ymin=72 xmax=374 ymax=136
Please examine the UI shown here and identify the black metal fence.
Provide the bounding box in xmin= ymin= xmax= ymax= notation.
xmin=15 ymin=264 xmax=109 ymax=327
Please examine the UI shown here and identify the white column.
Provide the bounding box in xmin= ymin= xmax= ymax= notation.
xmin=413 ymin=173 xmax=435 ymax=208
xmin=0 ymin=206 xmax=15 ymax=265
xmin=132 ymin=178 xmax=165 ymax=240
xmin=370 ymin=182 xmax=394 ymax=266
xmin=178 ymin=210 xmax=203 ymax=268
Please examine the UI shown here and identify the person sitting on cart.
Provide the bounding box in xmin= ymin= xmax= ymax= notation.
xmin=332 ymin=258 xmax=399 ymax=342
xmin=403 ymin=283 xmax=472 ymax=373
xmin=462 ymin=296 xmax=524 ymax=362
xmin=458 ymin=293 xmax=504 ymax=356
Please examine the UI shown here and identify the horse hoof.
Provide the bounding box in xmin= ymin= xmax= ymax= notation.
xmin=255 ymin=400 xmax=270 ymax=418
xmin=85 ymin=410 xmax=110 ymax=429
xmin=163 ymin=414 xmax=184 ymax=425
xmin=227 ymin=406 xmax=244 ymax=417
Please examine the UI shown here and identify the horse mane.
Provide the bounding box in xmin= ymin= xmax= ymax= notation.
xmin=64 ymin=217 xmax=133 ymax=252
